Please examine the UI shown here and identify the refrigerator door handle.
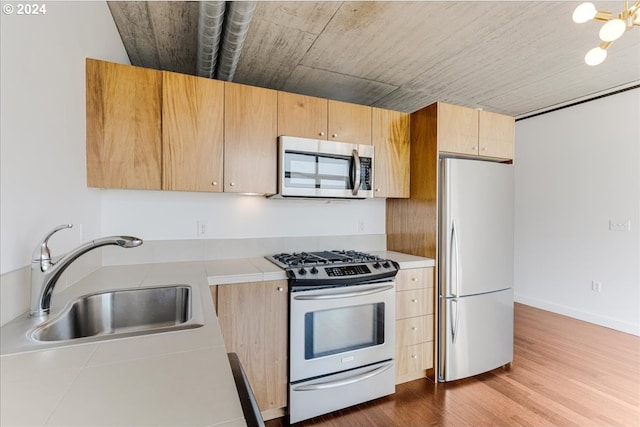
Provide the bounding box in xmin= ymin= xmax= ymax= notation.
xmin=451 ymin=299 xmax=459 ymax=344
xmin=451 ymin=219 xmax=460 ymax=297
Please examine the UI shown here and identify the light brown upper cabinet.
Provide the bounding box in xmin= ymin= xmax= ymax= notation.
xmin=277 ymin=92 xmax=372 ymax=144
xmin=224 ymin=82 xmax=278 ymax=194
xmin=277 ymin=92 xmax=328 ymax=139
xmin=86 ymin=59 xmax=410 ymax=196
xmin=86 ymin=58 xmax=162 ymax=190
xmin=437 ymin=102 xmax=514 ymax=161
xmin=437 ymin=103 xmax=479 ymax=157
xmin=162 ymin=71 xmax=224 ymax=192
xmin=327 ymin=100 xmax=372 ymax=144
xmin=478 ymin=110 xmax=515 ymax=160
xmin=372 ymin=108 xmax=410 ymax=198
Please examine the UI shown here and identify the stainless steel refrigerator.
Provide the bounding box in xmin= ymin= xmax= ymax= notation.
xmin=438 ymin=158 xmax=514 ymax=382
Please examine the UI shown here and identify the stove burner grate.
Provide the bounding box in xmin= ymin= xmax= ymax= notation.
xmin=272 ymin=250 xmax=382 ymax=267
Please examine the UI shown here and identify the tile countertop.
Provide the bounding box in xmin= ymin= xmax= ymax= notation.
xmin=373 ymin=250 xmax=436 ymax=269
xmin=0 ymin=262 xmax=247 ymax=427
xmin=0 ymin=251 xmax=434 ymax=426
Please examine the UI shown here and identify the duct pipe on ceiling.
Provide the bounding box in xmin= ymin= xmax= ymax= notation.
xmin=216 ymin=1 xmax=256 ymax=81
xmin=196 ymin=1 xmax=226 ymax=78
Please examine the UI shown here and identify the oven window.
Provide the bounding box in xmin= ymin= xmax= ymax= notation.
xmin=284 ymin=152 xmax=351 ymax=190
xmin=304 ymin=303 xmax=385 ymax=359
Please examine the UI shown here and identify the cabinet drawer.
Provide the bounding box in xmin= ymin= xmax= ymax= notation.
xmin=396 ymin=288 xmax=433 ymax=319
xmin=396 ymin=342 xmax=434 ymax=377
xmin=396 ymin=268 xmax=434 ymax=291
xmin=396 ymin=315 xmax=433 ymax=347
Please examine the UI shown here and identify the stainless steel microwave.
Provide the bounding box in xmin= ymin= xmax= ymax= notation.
xmin=275 ymin=136 xmax=374 ymax=199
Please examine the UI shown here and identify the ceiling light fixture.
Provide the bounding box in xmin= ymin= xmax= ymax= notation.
xmin=573 ymin=1 xmax=640 ymax=65
xmin=585 ymin=45 xmax=609 ymax=65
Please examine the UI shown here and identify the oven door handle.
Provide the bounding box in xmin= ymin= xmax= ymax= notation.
xmin=292 ymin=285 xmax=393 ymax=300
xmin=292 ymin=362 xmax=392 ymax=391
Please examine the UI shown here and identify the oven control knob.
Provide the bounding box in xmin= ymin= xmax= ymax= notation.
xmin=382 ymin=261 xmax=391 ymax=268
xmin=373 ymin=262 xmax=381 ymax=269
xmin=310 ymin=267 xmax=318 ymax=274
xmin=298 ymin=268 xmax=307 ymax=276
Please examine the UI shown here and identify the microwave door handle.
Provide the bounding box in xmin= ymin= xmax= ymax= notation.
xmin=351 ymin=149 xmax=361 ymax=195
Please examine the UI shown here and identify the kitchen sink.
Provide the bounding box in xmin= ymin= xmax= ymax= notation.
xmin=32 ymin=285 xmax=202 ymax=342
xmin=0 ymin=284 xmax=205 ymax=355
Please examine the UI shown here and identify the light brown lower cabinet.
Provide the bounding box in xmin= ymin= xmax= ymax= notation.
xmin=395 ymin=267 xmax=435 ymax=384
xmin=396 ymin=342 xmax=434 ymax=378
xmin=215 ymin=280 xmax=288 ymax=420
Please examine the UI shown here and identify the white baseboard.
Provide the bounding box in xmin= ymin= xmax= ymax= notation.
xmin=514 ymin=293 xmax=640 ymax=336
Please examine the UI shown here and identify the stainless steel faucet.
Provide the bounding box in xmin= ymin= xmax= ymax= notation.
xmin=30 ymin=224 xmax=143 ymax=317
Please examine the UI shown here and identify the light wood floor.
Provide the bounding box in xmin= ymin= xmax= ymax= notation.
xmin=268 ymin=303 xmax=640 ymax=426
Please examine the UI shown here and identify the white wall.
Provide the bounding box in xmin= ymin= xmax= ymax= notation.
xmin=100 ymin=190 xmax=385 ymax=240
xmin=0 ymin=1 xmax=129 ymax=274
xmin=514 ymin=88 xmax=640 ymax=335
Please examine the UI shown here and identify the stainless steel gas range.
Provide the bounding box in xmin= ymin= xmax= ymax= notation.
xmin=266 ymin=250 xmax=398 ymax=424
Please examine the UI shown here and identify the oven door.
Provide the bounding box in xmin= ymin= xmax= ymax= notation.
xmin=289 ymin=281 xmax=395 ymax=382
xmin=278 ymin=136 xmax=374 ymax=199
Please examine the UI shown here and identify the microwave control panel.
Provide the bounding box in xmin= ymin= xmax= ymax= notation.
xmin=360 ymin=157 xmax=372 ymax=190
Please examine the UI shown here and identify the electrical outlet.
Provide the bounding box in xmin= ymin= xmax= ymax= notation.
xmin=591 ymin=281 xmax=602 ymax=292
xmin=197 ymin=220 xmax=210 ymax=237
xmin=609 ymin=219 xmax=631 ymax=232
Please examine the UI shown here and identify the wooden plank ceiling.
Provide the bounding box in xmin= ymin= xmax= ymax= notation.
xmin=108 ymin=1 xmax=640 ymax=117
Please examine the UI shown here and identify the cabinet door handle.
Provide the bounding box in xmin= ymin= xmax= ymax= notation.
xmin=319 ymin=131 xmax=325 ymax=136
xmin=277 ymin=287 xmax=284 ymax=292
xmin=411 ymin=298 xmax=418 ymax=303
xmin=411 ymin=326 xmax=418 ymax=331
xmin=411 ymin=354 xmax=418 ymax=359
xmin=481 ymin=147 xmax=488 ymax=151
xmin=332 ymin=133 xmax=338 ymax=138
xmin=211 ymin=181 xmax=218 ymax=187
xmin=411 ymin=277 xmax=418 ymax=282
xmin=229 ymin=182 xmax=236 ymax=187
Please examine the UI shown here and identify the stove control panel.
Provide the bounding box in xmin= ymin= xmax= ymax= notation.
xmin=325 ymin=265 xmax=371 ymax=277
xmin=287 ymin=260 xmax=397 ymax=283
